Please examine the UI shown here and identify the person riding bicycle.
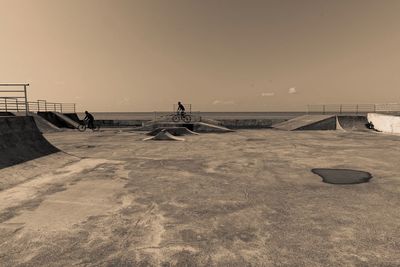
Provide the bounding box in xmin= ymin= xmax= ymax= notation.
xmin=177 ymin=101 xmax=185 ymax=116
xmin=83 ymin=111 xmax=95 ymax=130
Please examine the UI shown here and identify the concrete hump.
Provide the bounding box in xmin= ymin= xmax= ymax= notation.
xmin=147 ymin=127 xmax=199 ymax=136
xmin=0 ymin=116 xmax=59 ymax=169
xmin=272 ymin=115 xmax=337 ymax=131
xmin=367 ymin=113 xmax=400 ymax=134
xmin=143 ymin=130 xmax=185 ymax=141
xmin=133 ymin=122 xmax=234 ymax=133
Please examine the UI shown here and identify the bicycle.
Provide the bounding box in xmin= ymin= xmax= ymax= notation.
xmin=78 ymin=121 xmax=100 ymax=132
xmin=172 ymin=112 xmax=192 ymax=123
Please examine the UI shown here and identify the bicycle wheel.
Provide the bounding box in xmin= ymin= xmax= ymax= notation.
xmin=183 ymin=115 xmax=192 ymax=123
xmin=172 ymin=114 xmax=180 ymax=122
xmin=78 ymin=124 xmax=87 ymax=132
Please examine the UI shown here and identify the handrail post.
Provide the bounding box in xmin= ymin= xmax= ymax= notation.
xmin=60 ymin=103 xmax=63 ymax=113
xmin=37 ymin=101 xmax=40 ymax=112
xmin=340 ymin=104 xmax=342 ymax=114
xmin=24 ymin=84 xmax=29 ymax=116
xmin=323 ymin=105 xmax=325 ymax=115
xmin=74 ymin=103 xmax=76 ymax=113
xmin=16 ymin=99 xmax=19 ymax=112
xmin=356 ymin=104 xmax=359 ymax=115
xmin=5 ymin=98 xmax=7 ymax=112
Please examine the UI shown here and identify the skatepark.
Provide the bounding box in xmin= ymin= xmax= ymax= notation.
xmin=1 ymin=90 xmax=400 ymax=266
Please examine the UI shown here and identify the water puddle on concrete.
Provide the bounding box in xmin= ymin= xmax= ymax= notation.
xmin=312 ymin=168 xmax=372 ymax=184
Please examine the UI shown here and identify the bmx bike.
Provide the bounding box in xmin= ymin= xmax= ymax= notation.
xmin=172 ymin=112 xmax=192 ymax=123
xmin=78 ymin=121 xmax=100 ymax=132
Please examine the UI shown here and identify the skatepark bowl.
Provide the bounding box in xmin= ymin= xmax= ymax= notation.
xmin=1 ymin=122 xmax=400 ymax=266
xmin=311 ymin=168 xmax=372 ymax=184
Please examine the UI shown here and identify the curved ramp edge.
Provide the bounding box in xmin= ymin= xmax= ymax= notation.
xmin=0 ymin=116 xmax=60 ymax=169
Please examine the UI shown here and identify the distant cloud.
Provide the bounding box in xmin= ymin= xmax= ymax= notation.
xmin=261 ymin=92 xmax=275 ymax=97
xmin=288 ymin=87 xmax=297 ymax=94
xmin=212 ymin=100 xmax=235 ymax=105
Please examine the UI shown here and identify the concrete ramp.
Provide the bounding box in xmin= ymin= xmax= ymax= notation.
xmin=143 ymin=130 xmax=185 ymax=141
xmin=147 ymin=127 xmax=199 ymax=136
xmin=336 ymin=116 xmax=370 ymax=132
xmin=38 ymin=112 xmax=80 ymax=129
xmin=63 ymin=113 xmax=81 ymax=123
xmin=193 ymin=122 xmax=234 ymax=133
xmin=0 ymin=112 xmax=15 ymax=116
xmin=134 ymin=122 xmax=234 ymax=133
xmin=272 ymin=115 xmax=336 ymax=131
xmin=0 ymin=116 xmax=59 ymax=169
xmin=13 ymin=112 xmax=61 ymax=133
xmin=367 ymin=113 xmax=400 ymax=134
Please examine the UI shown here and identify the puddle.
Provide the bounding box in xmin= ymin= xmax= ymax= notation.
xmin=312 ymin=168 xmax=372 ymax=184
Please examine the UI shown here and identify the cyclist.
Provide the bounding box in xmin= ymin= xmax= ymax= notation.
xmin=177 ymin=101 xmax=186 ymax=117
xmin=84 ymin=111 xmax=95 ymax=130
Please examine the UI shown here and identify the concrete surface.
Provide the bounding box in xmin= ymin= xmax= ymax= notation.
xmin=368 ymin=113 xmax=400 ymax=134
xmin=0 ymin=129 xmax=400 ymax=266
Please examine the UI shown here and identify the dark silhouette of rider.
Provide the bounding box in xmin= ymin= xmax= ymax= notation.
xmin=177 ymin=102 xmax=185 ymax=116
xmin=84 ymin=111 xmax=95 ymax=130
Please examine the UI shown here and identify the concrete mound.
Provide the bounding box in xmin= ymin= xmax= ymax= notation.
xmin=147 ymin=127 xmax=199 ymax=136
xmin=0 ymin=116 xmax=60 ymax=169
xmin=143 ymin=130 xmax=185 ymax=141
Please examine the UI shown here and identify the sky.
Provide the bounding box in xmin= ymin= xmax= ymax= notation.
xmin=1 ymin=0 xmax=400 ymax=112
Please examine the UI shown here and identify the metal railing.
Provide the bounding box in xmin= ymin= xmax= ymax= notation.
xmin=28 ymin=100 xmax=76 ymax=113
xmin=0 ymin=84 xmax=76 ymax=115
xmin=307 ymin=103 xmax=400 ymax=114
xmin=0 ymin=84 xmax=29 ymax=115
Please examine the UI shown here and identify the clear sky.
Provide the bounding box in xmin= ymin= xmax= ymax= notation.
xmin=1 ymin=0 xmax=400 ymax=112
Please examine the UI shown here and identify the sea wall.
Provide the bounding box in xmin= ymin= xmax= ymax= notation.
xmin=94 ymin=118 xmax=287 ymax=129
xmin=217 ymin=119 xmax=287 ymax=129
